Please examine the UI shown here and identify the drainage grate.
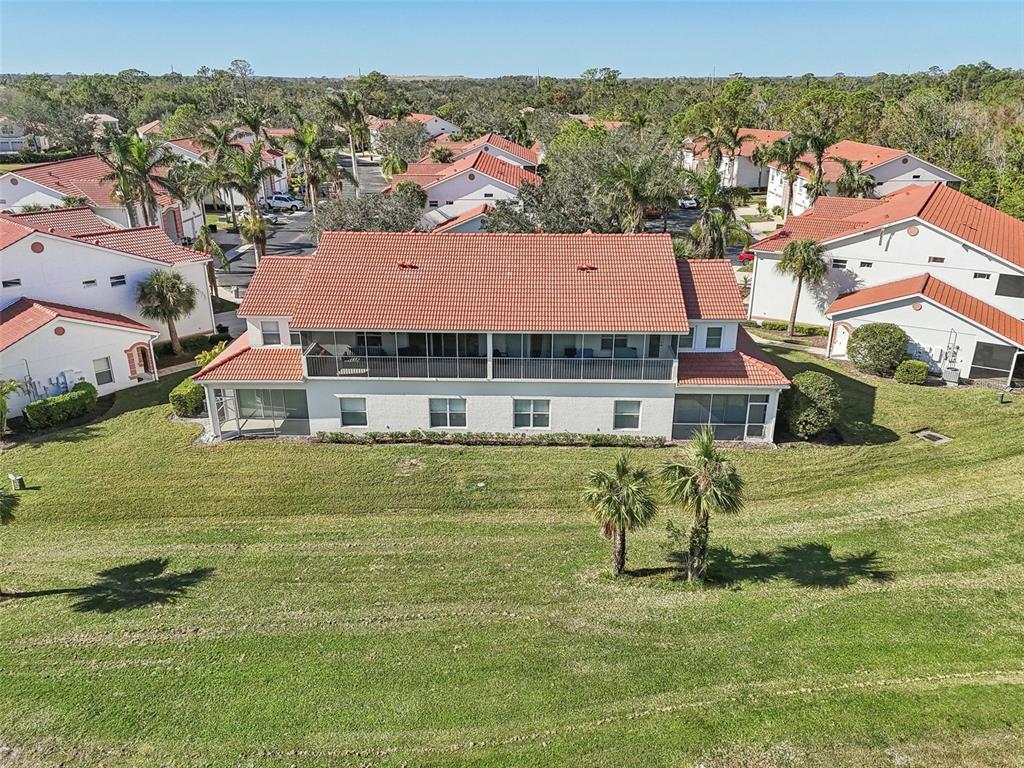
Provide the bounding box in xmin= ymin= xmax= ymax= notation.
xmin=912 ymin=428 xmax=952 ymax=445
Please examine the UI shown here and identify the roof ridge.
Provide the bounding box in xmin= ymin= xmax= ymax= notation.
xmin=195 ymin=331 xmax=251 ymax=377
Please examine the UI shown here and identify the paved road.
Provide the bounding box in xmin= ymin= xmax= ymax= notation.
xmin=645 ymin=207 xmax=745 ymax=264
xmin=337 ymin=155 xmax=388 ymax=198
xmin=212 ymin=210 xmax=315 ymax=296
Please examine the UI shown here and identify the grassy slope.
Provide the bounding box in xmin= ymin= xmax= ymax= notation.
xmin=1 ymin=350 xmax=1022 ymax=767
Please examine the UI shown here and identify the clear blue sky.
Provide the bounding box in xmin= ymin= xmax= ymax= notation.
xmin=2 ymin=1 xmax=1021 ymax=78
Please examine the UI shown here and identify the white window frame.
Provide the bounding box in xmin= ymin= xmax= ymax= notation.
xmin=705 ymin=326 xmax=724 ymax=349
xmin=260 ymin=320 xmax=282 ymax=345
xmin=93 ymin=356 xmax=113 ymax=386
xmin=678 ymin=329 xmax=694 ymax=350
xmin=429 ymin=397 xmax=467 ymax=428
xmin=613 ymin=400 xmax=641 ymax=430
xmin=339 ymin=397 xmax=367 ymax=427
xmin=109 ymin=274 xmax=127 ymax=287
xmin=513 ymin=399 xmax=550 ymax=429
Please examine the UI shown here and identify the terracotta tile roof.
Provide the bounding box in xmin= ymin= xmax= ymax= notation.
xmin=677 ymin=328 xmax=790 ymax=386
xmin=691 ymin=128 xmax=792 ymax=160
xmin=166 ymin=137 xmax=208 ymax=158
xmin=456 ymin=133 xmax=539 ymax=165
xmin=677 ymin=259 xmax=748 ymax=320
xmin=773 ymin=139 xmax=908 ymax=182
xmin=753 ymin=183 xmax=1024 ymax=269
xmin=70 ymin=226 xmax=210 ymax=265
xmin=238 ymin=256 xmax=314 ymax=317
xmin=137 ymin=119 xmax=163 ymax=135
xmin=278 ymin=231 xmax=688 ymax=332
xmin=432 ymin=204 xmax=492 ymax=233
xmin=8 ymin=206 xmax=115 ymax=236
xmin=0 ymin=297 xmax=156 ymax=352
xmin=0 ymin=215 xmax=35 ymax=249
xmin=193 ymin=331 xmax=304 ymax=382
xmin=826 ymin=273 xmax=1024 ymax=348
xmin=389 ymin=151 xmax=541 ymax=193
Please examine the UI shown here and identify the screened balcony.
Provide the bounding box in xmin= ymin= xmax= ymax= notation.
xmin=302 ymin=331 xmax=487 ymax=379
xmin=490 ymin=333 xmax=677 ymax=381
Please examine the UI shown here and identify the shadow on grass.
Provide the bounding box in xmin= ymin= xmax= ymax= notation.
xmin=763 ymin=347 xmax=900 ymax=446
xmin=0 ymin=490 xmax=18 ymax=525
xmin=1 ymin=557 xmax=214 ymax=613
xmin=628 ymin=543 xmax=893 ymax=588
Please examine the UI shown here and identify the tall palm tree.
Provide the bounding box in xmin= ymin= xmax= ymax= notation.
xmin=627 ymin=110 xmax=650 ymax=139
xmin=714 ymin=125 xmax=756 ymax=184
xmin=660 ymin=429 xmax=744 ymax=582
xmin=684 ymin=208 xmax=751 ymax=260
xmin=794 ymin=132 xmax=832 ymax=202
xmin=137 ymin=270 xmax=197 ymax=356
xmin=581 ymin=452 xmax=658 ymax=577
xmin=680 ymin=164 xmax=752 ymax=247
xmin=192 ymin=224 xmax=227 ymax=298
xmin=283 ymin=117 xmax=333 ymax=214
xmin=124 ymin=135 xmax=176 ymax=228
xmin=193 ymin=120 xmax=244 ymax=228
xmin=600 ymin=154 xmax=677 ymax=233
xmin=326 ymin=91 xmax=366 ymax=196
xmin=776 ymin=238 xmax=829 ymax=337
xmin=757 ymin=137 xmax=805 ymax=218
xmin=224 ymin=141 xmax=281 ymax=262
xmin=98 ymin=133 xmax=142 ymax=227
xmin=235 ymin=103 xmax=272 ymax=144
xmin=833 ymin=157 xmax=878 ymax=198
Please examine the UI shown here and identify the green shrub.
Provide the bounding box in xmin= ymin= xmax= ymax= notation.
xmin=169 ymin=377 xmax=205 ymax=417
xmin=24 ymin=381 xmax=98 ymax=429
xmin=848 ymin=323 xmax=909 ymax=376
xmin=316 ymin=430 xmax=666 ymax=448
xmin=894 ymin=359 xmax=929 ymax=385
xmin=783 ymin=371 xmax=842 ymax=440
xmin=755 ymin=320 xmax=829 ymax=337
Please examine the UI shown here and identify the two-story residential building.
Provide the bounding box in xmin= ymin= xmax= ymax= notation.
xmin=682 ymin=129 xmax=791 ymax=190
xmin=747 ymin=184 xmax=1024 ymax=384
xmin=0 ymin=116 xmax=37 ymax=154
xmin=193 ymin=232 xmax=789 ymax=442
xmin=369 ymin=113 xmax=460 ymax=153
xmin=766 ymin=139 xmax=963 ymax=216
xmin=0 ymin=154 xmax=202 ymax=241
xmin=386 ymin=151 xmax=541 ymax=223
xmin=443 ymin=133 xmax=540 ymax=171
xmin=163 ymin=136 xmax=288 ymax=204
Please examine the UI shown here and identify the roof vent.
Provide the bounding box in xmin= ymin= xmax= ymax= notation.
xmin=577 ymin=263 xmax=598 ymax=272
xmin=397 ymin=261 xmax=418 ymax=270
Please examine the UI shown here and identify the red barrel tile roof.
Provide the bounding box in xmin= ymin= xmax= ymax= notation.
xmin=677 ymin=259 xmax=747 ymax=319
xmin=8 ymin=206 xmax=116 ymax=236
xmin=71 ymin=226 xmax=211 ymax=265
xmin=389 ymin=151 xmax=540 ymax=192
xmin=431 ymin=204 xmax=492 ymax=233
xmin=455 ymin=133 xmax=539 ymax=165
xmin=677 ymin=328 xmax=789 ymax=386
xmin=238 ymin=256 xmax=314 ymax=317
xmin=193 ymin=331 xmax=304 ymax=382
xmin=690 ymin=128 xmax=792 ymax=160
xmin=0 ymin=297 xmax=156 ymax=352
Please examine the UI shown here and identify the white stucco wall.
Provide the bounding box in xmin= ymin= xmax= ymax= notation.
xmin=1 ymin=233 xmax=215 ymax=342
xmin=424 ymin=173 xmax=519 ymax=217
xmin=1 ymin=319 xmax=155 ymax=417
xmin=455 ymin=143 xmax=533 ymax=169
xmin=749 ymin=220 xmax=1024 ymax=326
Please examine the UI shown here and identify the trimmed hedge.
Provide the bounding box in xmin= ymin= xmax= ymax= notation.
xmin=895 ymin=359 xmax=929 ymax=385
xmin=317 ymin=430 xmax=667 ymax=448
xmin=169 ymin=377 xmax=205 ymax=417
xmin=9 ymin=149 xmax=85 ymax=163
xmin=783 ymin=371 xmax=842 ymax=440
xmin=154 ymin=332 xmax=232 ymax=358
xmin=24 ymin=382 xmax=98 ymax=429
xmin=848 ymin=323 xmax=909 ymax=376
xmin=754 ymin=320 xmax=829 ymax=337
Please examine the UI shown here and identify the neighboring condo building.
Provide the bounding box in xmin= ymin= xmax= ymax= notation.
xmin=194 ymin=232 xmax=789 ymax=441
xmin=682 ymin=128 xmax=792 ymax=190
xmin=748 ymin=184 xmax=1024 ymax=385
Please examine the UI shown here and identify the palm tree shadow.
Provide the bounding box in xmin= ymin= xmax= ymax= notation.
xmin=0 ymin=490 xmax=18 ymax=525
xmin=707 ymin=543 xmax=893 ymax=588
xmin=2 ymin=558 xmax=214 ymax=613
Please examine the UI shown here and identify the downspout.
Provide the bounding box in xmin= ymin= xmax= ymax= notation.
xmin=825 ymin=321 xmax=835 ymax=359
xmin=149 ymin=338 xmax=160 ymax=382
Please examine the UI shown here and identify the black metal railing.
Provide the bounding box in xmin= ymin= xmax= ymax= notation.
xmin=305 ymin=355 xmax=487 ymax=379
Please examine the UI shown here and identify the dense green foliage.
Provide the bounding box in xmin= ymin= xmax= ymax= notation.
xmin=895 ymin=359 xmax=931 ymax=385
xmin=168 ymin=377 xmax=205 ymax=418
xmin=22 ymin=381 xmax=97 ymax=429
xmin=2 ymin=353 xmax=1023 ymax=766
xmin=848 ymin=323 xmax=911 ymax=376
xmin=308 ymin=182 xmax=427 ymax=235
xmin=2 ymin=61 xmax=1022 ymax=219
xmin=783 ymin=371 xmax=843 ymax=439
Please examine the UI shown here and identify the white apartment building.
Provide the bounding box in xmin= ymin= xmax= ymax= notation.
xmin=682 ymin=128 xmax=791 ymax=190
xmin=195 ymin=233 xmax=790 ymax=442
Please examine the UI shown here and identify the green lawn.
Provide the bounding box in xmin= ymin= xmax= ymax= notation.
xmin=2 ymin=349 xmax=1023 ymax=767
xmin=0 ymin=162 xmax=42 ymax=173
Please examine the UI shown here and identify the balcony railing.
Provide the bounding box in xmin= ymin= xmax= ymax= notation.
xmin=305 ymin=355 xmax=487 ymax=379
xmin=492 ymin=357 xmax=674 ymax=381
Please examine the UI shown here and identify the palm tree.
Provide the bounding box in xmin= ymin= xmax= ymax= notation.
xmin=599 ymin=154 xmax=677 ymax=233
xmin=193 ymin=120 xmax=244 ymax=228
xmin=126 ymin=135 xmax=176 ymax=228
xmin=283 ymin=117 xmax=333 ymax=214
xmin=834 ymin=157 xmax=878 ymax=198
xmin=237 ymin=215 xmax=267 ymax=259
xmin=326 ymin=91 xmax=366 ymax=196
xmin=224 ymin=141 xmax=281 ymax=262
xmin=794 ymin=132 xmax=832 ymax=202
xmin=680 ymin=164 xmax=752 ymax=251
xmin=137 ymin=270 xmax=197 ymax=356
xmin=60 ymin=195 xmax=90 ymax=207
xmin=380 ymin=152 xmax=408 ymax=179
xmin=192 ymin=224 xmax=227 ymax=297
xmin=714 ymin=125 xmax=756 ymax=184
xmin=684 ymin=208 xmax=751 ymax=260
xmin=430 ymin=146 xmax=454 ymax=163
xmin=581 ymin=452 xmax=658 ymax=577
xmin=627 ymin=110 xmax=650 ymax=139
xmin=98 ymin=133 xmax=142 ymax=227
xmin=775 ymin=238 xmax=829 ymax=336
xmin=757 ymin=137 xmax=806 ymax=218
xmin=0 ymin=379 xmax=28 ymax=441
xmin=235 ymin=103 xmax=272 ymax=143
xmin=660 ymin=429 xmax=744 ymax=582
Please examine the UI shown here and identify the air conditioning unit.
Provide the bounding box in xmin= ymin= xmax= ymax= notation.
xmin=942 ymin=367 xmax=961 ymax=386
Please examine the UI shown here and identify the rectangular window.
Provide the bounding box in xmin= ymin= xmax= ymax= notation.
xmin=82 ymin=279 xmax=97 ymax=288
xmin=109 ymin=274 xmax=126 ymax=287
xmin=678 ymin=329 xmax=694 ymax=350
xmin=995 ymin=274 xmax=1024 ymax=298
xmin=513 ymin=399 xmax=549 ymax=428
xmin=672 ymin=393 xmax=770 ymax=441
xmin=93 ymin=356 xmax=113 ymax=385
xmin=1 ymin=278 xmax=21 ymax=288
xmin=339 ymin=397 xmax=367 ymax=426
xmin=705 ymin=327 xmax=724 ymax=349
xmin=831 ymin=259 xmax=848 ymax=269
xmin=289 ymin=331 xmax=301 ymax=346
xmin=429 ymin=398 xmax=467 ymax=428
xmin=859 ymin=261 xmax=873 ymax=268
xmin=260 ymin=320 xmax=281 ymax=345
xmin=613 ymin=400 xmax=641 ymax=430
xmin=973 ymin=272 xmax=990 ymax=280
xmin=428 ymin=200 xmax=439 ymax=208
xmin=928 ymin=256 xmax=945 ymax=264
xmin=445 ymin=200 xmax=454 ymax=206
xmin=483 ymin=193 xmax=493 ymax=198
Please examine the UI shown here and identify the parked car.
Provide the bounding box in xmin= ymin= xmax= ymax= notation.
xmin=679 ymin=197 xmax=699 ymax=209
xmin=240 ymin=209 xmax=280 ymax=225
xmin=738 ymin=251 xmax=755 ymax=263
xmin=260 ymin=194 xmax=303 ymax=212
